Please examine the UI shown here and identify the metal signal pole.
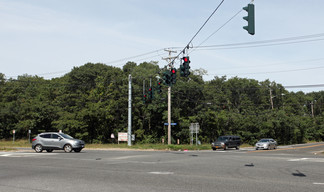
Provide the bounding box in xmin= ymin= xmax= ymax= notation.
xmin=128 ymin=74 xmax=132 ymax=146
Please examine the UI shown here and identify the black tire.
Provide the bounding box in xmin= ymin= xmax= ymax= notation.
xmin=74 ymin=148 xmax=82 ymax=152
xmin=34 ymin=144 xmax=43 ymax=153
xmin=64 ymin=144 xmax=73 ymax=153
xmin=236 ymin=146 xmax=240 ymax=150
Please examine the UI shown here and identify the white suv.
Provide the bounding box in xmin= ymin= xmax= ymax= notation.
xmin=32 ymin=132 xmax=85 ymax=153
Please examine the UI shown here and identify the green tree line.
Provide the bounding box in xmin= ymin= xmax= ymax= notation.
xmin=1 ymin=62 xmax=324 ymax=145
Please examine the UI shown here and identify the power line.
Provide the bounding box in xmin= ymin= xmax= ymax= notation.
xmin=210 ymin=66 xmax=324 ymax=76
xmin=170 ymin=0 xmax=226 ymax=65
xmin=194 ymin=33 xmax=324 ymax=50
xmin=190 ymin=8 xmax=243 ymax=54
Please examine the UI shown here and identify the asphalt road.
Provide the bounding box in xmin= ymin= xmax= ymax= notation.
xmin=1 ymin=143 xmax=324 ymax=192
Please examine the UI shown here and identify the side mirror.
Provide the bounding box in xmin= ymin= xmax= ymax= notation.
xmin=59 ymin=137 xmax=63 ymax=140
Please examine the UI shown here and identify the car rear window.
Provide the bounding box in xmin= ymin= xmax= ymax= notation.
xmin=40 ymin=134 xmax=51 ymax=138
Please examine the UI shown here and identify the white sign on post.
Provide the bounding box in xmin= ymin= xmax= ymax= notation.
xmin=118 ymin=132 xmax=128 ymax=144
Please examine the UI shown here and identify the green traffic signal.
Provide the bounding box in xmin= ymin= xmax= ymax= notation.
xmin=243 ymin=4 xmax=255 ymax=35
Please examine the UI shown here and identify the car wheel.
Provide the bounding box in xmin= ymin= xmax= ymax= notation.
xmin=64 ymin=144 xmax=73 ymax=152
xmin=256 ymin=148 xmax=258 ymax=150
xmin=46 ymin=149 xmax=53 ymax=153
xmin=224 ymin=145 xmax=228 ymax=150
xmin=236 ymin=146 xmax=240 ymax=150
xmin=35 ymin=144 xmax=43 ymax=153
xmin=74 ymin=148 xmax=82 ymax=152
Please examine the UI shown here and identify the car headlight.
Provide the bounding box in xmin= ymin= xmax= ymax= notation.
xmin=221 ymin=142 xmax=225 ymax=146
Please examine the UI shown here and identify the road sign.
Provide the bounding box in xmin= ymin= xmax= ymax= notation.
xmin=118 ymin=132 xmax=128 ymax=142
xmin=164 ymin=123 xmax=177 ymax=126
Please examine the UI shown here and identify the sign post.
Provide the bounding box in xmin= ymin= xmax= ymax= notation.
xmin=13 ymin=130 xmax=15 ymax=143
xmin=28 ymin=130 xmax=31 ymax=143
xmin=189 ymin=123 xmax=200 ymax=146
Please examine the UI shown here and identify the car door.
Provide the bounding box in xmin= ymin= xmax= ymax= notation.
xmin=51 ymin=133 xmax=64 ymax=149
xmin=40 ymin=134 xmax=52 ymax=147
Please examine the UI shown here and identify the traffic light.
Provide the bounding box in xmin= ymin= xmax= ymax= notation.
xmin=170 ymin=68 xmax=177 ymax=85
xmin=163 ymin=70 xmax=171 ymax=86
xmin=181 ymin=56 xmax=191 ymax=77
xmin=157 ymin=80 xmax=162 ymax=94
xmin=148 ymin=87 xmax=153 ymax=100
xmin=143 ymin=94 xmax=147 ymax=104
xmin=243 ymin=4 xmax=255 ymax=35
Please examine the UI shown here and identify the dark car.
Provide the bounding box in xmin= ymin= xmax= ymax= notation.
xmin=211 ymin=135 xmax=241 ymax=150
xmin=32 ymin=132 xmax=85 ymax=153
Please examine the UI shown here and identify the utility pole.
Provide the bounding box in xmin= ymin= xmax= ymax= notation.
xmin=270 ymin=89 xmax=274 ymax=110
xmin=162 ymin=49 xmax=177 ymax=145
xmin=128 ymin=74 xmax=132 ymax=146
xmin=311 ymin=101 xmax=314 ymax=118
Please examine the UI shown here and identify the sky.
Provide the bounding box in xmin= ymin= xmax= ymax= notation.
xmin=1 ymin=0 xmax=324 ymax=93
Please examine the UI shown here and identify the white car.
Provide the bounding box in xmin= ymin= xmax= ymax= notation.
xmin=255 ymin=138 xmax=277 ymax=150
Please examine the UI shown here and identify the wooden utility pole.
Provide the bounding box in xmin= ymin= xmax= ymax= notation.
xmin=162 ymin=49 xmax=177 ymax=145
xmin=270 ymin=89 xmax=274 ymax=110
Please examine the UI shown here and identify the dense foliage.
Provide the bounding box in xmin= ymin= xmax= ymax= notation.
xmin=1 ymin=62 xmax=324 ymax=145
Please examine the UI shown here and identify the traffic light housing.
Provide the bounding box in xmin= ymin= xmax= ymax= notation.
xmin=163 ymin=70 xmax=171 ymax=86
xmin=143 ymin=94 xmax=147 ymax=104
xmin=157 ymin=80 xmax=162 ymax=94
xmin=243 ymin=4 xmax=255 ymax=35
xmin=171 ymin=68 xmax=177 ymax=85
xmin=148 ymin=87 xmax=153 ymax=99
xmin=181 ymin=56 xmax=191 ymax=77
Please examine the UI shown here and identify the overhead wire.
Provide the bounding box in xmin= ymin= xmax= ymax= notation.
xmin=169 ymin=0 xmax=226 ymax=66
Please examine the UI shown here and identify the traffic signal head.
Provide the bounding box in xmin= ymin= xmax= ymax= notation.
xmin=163 ymin=70 xmax=171 ymax=86
xmin=148 ymin=87 xmax=153 ymax=99
xmin=243 ymin=4 xmax=255 ymax=35
xmin=171 ymin=68 xmax=177 ymax=85
xmin=143 ymin=94 xmax=147 ymax=104
xmin=157 ymin=80 xmax=162 ymax=93
xmin=181 ymin=57 xmax=191 ymax=77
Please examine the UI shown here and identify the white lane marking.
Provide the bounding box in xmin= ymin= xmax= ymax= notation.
xmin=313 ymin=183 xmax=324 ymax=185
xmin=288 ymin=158 xmax=324 ymax=162
xmin=149 ymin=172 xmax=174 ymax=175
xmin=288 ymin=158 xmax=310 ymax=161
xmin=0 ymin=152 xmax=55 ymax=157
xmin=112 ymin=155 xmax=148 ymax=160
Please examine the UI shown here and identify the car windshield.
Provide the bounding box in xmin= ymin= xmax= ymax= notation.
xmin=59 ymin=133 xmax=74 ymax=139
xmin=217 ymin=136 xmax=229 ymax=142
xmin=259 ymin=139 xmax=270 ymax=142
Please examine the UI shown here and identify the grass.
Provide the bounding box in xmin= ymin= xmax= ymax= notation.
xmin=0 ymin=139 xmax=212 ymax=151
xmin=0 ymin=139 xmax=31 ymax=151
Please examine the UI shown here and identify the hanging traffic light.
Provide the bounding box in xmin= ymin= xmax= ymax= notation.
xmin=243 ymin=4 xmax=255 ymax=35
xmin=157 ymin=80 xmax=162 ymax=94
xmin=181 ymin=56 xmax=191 ymax=77
xmin=163 ymin=70 xmax=171 ymax=86
xmin=171 ymin=68 xmax=177 ymax=85
xmin=148 ymin=87 xmax=153 ymax=99
xmin=143 ymin=94 xmax=147 ymax=104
